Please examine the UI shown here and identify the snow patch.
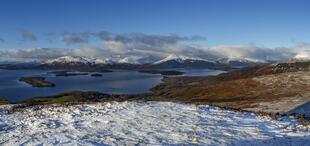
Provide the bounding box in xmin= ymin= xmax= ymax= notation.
xmin=0 ymin=101 xmax=309 ymax=145
xmin=117 ymin=57 xmax=140 ymax=64
xmin=45 ymin=56 xmax=113 ymax=65
xmin=294 ymin=51 xmax=310 ymax=60
xmin=218 ymin=57 xmax=266 ymax=64
xmin=153 ymin=54 xmax=212 ymax=64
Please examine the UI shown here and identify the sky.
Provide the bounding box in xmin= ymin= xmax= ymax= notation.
xmin=0 ymin=0 xmax=310 ymax=61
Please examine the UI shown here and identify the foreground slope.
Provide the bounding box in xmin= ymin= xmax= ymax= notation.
xmin=0 ymin=101 xmax=309 ymax=145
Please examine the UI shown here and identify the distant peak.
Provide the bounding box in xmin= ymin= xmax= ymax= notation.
xmin=218 ymin=57 xmax=266 ymax=63
xmin=153 ymin=54 xmax=210 ymax=64
xmin=45 ymin=56 xmax=113 ymax=65
xmin=118 ymin=57 xmax=140 ymax=64
xmin=293 ymin=52 xmax=310 ymax=61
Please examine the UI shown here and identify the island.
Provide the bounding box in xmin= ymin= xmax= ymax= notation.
xmin=139 ymin=70 xmax=184 ymax=76
xmin=48 ymin=70 xmax=113 ymax=77
xmin=48 ymin=71 xmax=89 ymax=77
xmin=91 ymin=73 xmax=103 ymax=77
xmin=19 ymin=77 xmax=55 ymax=88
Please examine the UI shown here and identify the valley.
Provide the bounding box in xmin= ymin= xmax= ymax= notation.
xmin=1 ymin=58 xmax=309 ymax=117
xmin=0 ymin=55 xmax=310 ymax=146
xmin=1 ymin=1 xmax=310 ymax=145
xmin=1 ymin=56 xmax=310 ymax=115
xmin=1 ymin=55 xmax=310 ymax=146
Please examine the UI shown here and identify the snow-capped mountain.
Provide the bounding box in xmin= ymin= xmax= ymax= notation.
xmin=153 ymin=54 xmax=213 ymax=65
xmin=45 ymin=56 xmax=113 ymax=65
xmin=293 ymin=51 xmax=310 ymax=61
xmin=147 ymin=54 xmax=227 ymax=69
xmin=272 ymin=51 xmax=310 ymax=69
xmin=216 ymin=57 xmax=266 ymax=67
xmin=117 ymin=57 xmax=140 ymax=64
xmin=0 ymin=54 xmax=271 ymax=71
xmin=117 ymin=55 xmax=161 ymax=64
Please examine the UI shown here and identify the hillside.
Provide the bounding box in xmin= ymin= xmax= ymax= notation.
xmin=145 ymin=54 xmax=232 ymax=70
xmin=151 ymin=60 xmax=310 ymax=114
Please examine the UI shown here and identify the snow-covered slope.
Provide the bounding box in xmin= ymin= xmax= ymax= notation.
xmin=45 ymin=56 xmax=113 ymax=65
xmin=148 ymin=54 xmax=223 ymax=69
xmin=217 ymin=57 xmax=266 ymax=67
xmin=293 ymin=51 xmax=310 ymax=61
xmin=46 ymin=56 xmax=156 ymax=65
xmin=219 ymin=57 xmax=265 ymax=64
xmin=117 ymin=57 xmax=140 ymax=64
xmin=0 ymin=101 xmax=309 ymax=145
xmin=117 ymin=55 xmax=160 ymax=64
xmin=153 ymin=54 xmax=212 ymax=65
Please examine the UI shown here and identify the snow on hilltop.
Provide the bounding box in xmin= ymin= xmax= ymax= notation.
xmin=0 ymin=101 xmax=309 ymax=145
xmin=45 ymin=56 xmax=113 ymax=65
xmin=218 ymin=57 xmax=266 ymax=64
xmin=117 ymin=57 xmax=140 ymax=64
xmin=42 ymin=55 xmax=267 ymax=67
xmin=293 ymin=51 xmax=310 ymax=61
xmin=153 ymin=54 xmax=213 ymax=64
xmin=117 ymin=55 xmax=160 ymax=64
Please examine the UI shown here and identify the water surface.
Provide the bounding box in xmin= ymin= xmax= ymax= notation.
xmin=0 ymin=68 xmax=224 ymax=102
xmin=0 ymin=69 xmax=162 ymax=102
xmin=177 ymin=68 xmax=226 ymax=76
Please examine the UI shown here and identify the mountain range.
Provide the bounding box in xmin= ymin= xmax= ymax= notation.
xmin=0 ymin=54 xmax=269 ymax=71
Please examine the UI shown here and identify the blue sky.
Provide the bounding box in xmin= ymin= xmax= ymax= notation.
xmin=0 ymin=0 xmax=310 ymax=62
xmin=0 ymin=0 xmax=309 ymax=49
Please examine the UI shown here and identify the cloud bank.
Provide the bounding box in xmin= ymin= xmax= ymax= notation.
xmin=50 ymin=31 xmax=206 ymax=46
xmin=0 ymin=31 xmax=310 ymax=62
xmin=1 ymin=44 xmax=309 ymax=63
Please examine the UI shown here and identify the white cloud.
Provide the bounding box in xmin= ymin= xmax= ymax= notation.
xmin=2 ymin=31 xmax=310 ymax=63
xmin=1 ymin=30 xmax=310 ymax=63
xmin=1 ymin=43 xmax=307 ymax=63
xmin=72 ymin=46 xmax=111 ymax=58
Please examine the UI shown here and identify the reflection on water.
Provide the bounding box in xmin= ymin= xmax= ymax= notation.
xmin=0 ymin=68 xmax=224 ymax=102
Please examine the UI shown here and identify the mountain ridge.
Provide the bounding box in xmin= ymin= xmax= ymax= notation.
xmin=0 ymin=54 xmax=289 ymax=71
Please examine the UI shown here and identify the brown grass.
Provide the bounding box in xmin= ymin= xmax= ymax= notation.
xmin=0 ymin=100 xmax=9 ymax=105
xmin=151 ymin=69 xmax=310 ymax=111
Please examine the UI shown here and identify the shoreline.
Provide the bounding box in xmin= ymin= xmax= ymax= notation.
xmin=1 ymin=64 xmax=310 ymax=119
